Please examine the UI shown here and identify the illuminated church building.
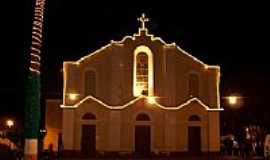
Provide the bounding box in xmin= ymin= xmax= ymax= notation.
xmin=44 ymin=14 xmax=223 ymax=156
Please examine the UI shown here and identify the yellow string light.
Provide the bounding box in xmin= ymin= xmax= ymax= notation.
xmin=31 ymin=47 xmax=41 ymax=53
xmin=61 ymin=95 xmax=223 ymax=111
xmin=28 ymin=0 xmax=45 ymax=74
xmin=62 ymin=13 xmax=222 ymax=111
xmin=32 ymin=36 xmax=41 ymax=42
xmin=29 ymin=67 xmax=40 ymax=74
xmin=32 ymin=31 xmax=42 ymax=38
xmin=31 ymin=53 xmax=41 ymax=60
xmin=30 ymin=61 xmax=40 ymax=66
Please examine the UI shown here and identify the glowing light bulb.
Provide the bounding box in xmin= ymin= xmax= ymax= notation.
xmin=6 ymin=120 xmax=14 ymax=128
xmin=147 ymin=97 xmax=156 ymax=104
xmin=69 ymin=93 xmax=78 ymax=100
xmin=228 ymin=96 xmax=237 ymax=105
xmin=134 ymin=85 xmax=144 ymax=96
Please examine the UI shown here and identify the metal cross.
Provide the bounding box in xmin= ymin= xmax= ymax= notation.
xmin=138 ymin=13 xmax=149 ymax=30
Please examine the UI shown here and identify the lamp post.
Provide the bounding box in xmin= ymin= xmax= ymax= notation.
xmin=222 ymin=95 xmax=244 ymax=156
xmin=5 ymin=119 xmax=15 ymax=149
xmin=222 ymin=95 xmax=244 ymax=135
xmin=225 ymin=95 xmax=243 ymax=128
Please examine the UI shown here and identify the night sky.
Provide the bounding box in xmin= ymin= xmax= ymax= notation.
xmin=1 ymin=1 xmax=269 ymax=132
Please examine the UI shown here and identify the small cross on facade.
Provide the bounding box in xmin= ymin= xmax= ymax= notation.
xmin=138 ymin=13 xmax=149 ymax=30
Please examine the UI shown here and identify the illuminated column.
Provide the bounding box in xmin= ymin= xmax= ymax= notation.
xmin=25 ymin=0 xmax=46 ymax=160
xmin=208 ymin=111 xmax=220 ymax=152
xmin=109 ymin=111 xmax=121 ymax=151
xmin=62 ymin=109 xmax=75 ymax=150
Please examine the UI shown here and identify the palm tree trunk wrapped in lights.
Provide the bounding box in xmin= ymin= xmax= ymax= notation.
xmin=25 ymin=0 xmax=46 ymax=159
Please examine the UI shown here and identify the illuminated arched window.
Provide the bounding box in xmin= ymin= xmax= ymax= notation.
xmin=136 ymin=52 xmax=148 ymax=95
xmin=189 ymin=73 xmax=199 ymax=97
xmin=85 ymin=70 xmax=96 ymax=96
xmin=136 ymin=113 xmax=150 ymax=121
xmin=133 ymin=45 xmax=153 ymax=97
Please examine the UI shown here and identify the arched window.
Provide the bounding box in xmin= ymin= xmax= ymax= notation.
xmin=189 ymin=73 xmax=199 ymax=97
xmin=136 ymin=113 xmax=150 ymax=121
xmin=136 ymin=52 xmax=148 ymax=95
xmin=82 ymin=112 xmax=96 ymax=120
xmin=133 ymin=45 xmax=153 ymax=97
xmin=188 ymin=115 xmax=201 ymax=121
xmin=85 ymin=70 xmax=96 ymax=96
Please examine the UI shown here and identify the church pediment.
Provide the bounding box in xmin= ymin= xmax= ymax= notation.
xmin=65 ymin=14 xmax=219 ymax=70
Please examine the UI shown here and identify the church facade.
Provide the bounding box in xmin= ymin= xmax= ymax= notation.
xmin=44 ymin=14 xmax=223 ymax=156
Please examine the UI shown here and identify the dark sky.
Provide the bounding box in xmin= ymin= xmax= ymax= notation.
xmin=1 ymin=1 xmax=269 ymax=132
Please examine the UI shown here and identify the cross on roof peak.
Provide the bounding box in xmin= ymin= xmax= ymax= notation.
xmin=137 ymin=13 xmax=149 ymax=30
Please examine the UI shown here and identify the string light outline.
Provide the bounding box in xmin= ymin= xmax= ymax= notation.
xmin=29 ymin=0 xmax=45 ymax=75
xmin=62 ymin=13 xmax=222 ymax=111
xmin=61 ymin=95 xmax=223 ymax=111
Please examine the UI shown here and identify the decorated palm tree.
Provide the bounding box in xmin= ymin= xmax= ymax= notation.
xmin=25 ymin=0 xmax=46 ymax=159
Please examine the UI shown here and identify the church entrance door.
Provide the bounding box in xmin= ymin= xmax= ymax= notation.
xmin=135 ymin=125 xmax=151 ymax=156
xmin=81 ymin=124 xmax=96 ymax=156
xmin=188 ymin=126 xmax=201 ymax=155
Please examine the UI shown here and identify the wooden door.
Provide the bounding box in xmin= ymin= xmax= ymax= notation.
xmin=81 ymin=125 xmax=96 ymax=156
xmin=135 ymin=125 xmax=151 ymax=156
xmin=188 ymin=126 xmax=201 ymax=155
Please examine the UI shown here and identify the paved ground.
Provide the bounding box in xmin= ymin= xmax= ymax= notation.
xmin=0 ymin=145 xmax=16 ymax=160
xmin=62 ymin=156 xmax=266 ymax=160
xmin=0 ymin=155 xmax=266 ymax=160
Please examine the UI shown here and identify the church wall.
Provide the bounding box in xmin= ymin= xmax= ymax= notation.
xmin=80 ymin=49 xmax=113 ymax=104
xmin=175 ymin=121 xmax=187 ymax=151
xmin=152 ymin=111 xmax=165 ymax=153
xmin=164 ymin=46 xmax=177 ymax=106
xmin=150 ymin=41 xmax=168 ymax=101
xmin=110 ymin=45 xmax=125 ymax=105
xmin=174 ymin=49 xmax=197 ymax=105
xmin=164 ymin=111 xmax=177 ymax=152
xmin=62 ymin=109 xmax=75 ymax=150
xmin=119 ymin=100 xmax=161 ymax=152
xmin=60 ymin=27 xmax=221 ymax=156
xmin=122 ymin=37 xmax=167 ymax=102
xmin=64 ymin=35 xmax=220 ymax=109
xmin=173 ymin=51 xmax=214 ymax=107
xmin=155 ymin=47 xmax=219 ymax=109
xmin=208 ymin=68 xmax=220 ymax=108
xmin=108 ymin=111 xmax=121 ymax=151
xmin=62 ymin=98 xmax=220 ymax=154
xmin=44 ymin=99 xmax=62 ymax=151
xmin=120 ymin=116 xmax=133 ymax=153
xmin=64 ymin=63 xmax=82 ymax=106
xmin=115 ymin=42 xmax=135 ymax=104
xmin=64 ymin=48 xmax=114 ymax=107
xmin=200 ymin=71 xmax=210 ymax=106
xmin=73 ymin=100 xmax=110 ymax=152
xmin=208 ymin=111 xmax=220 ymax=152
xmin=175 ymin=102 xmax=209 ymax=152
xmin=79 ymin=37 xmax=168 ymax=106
